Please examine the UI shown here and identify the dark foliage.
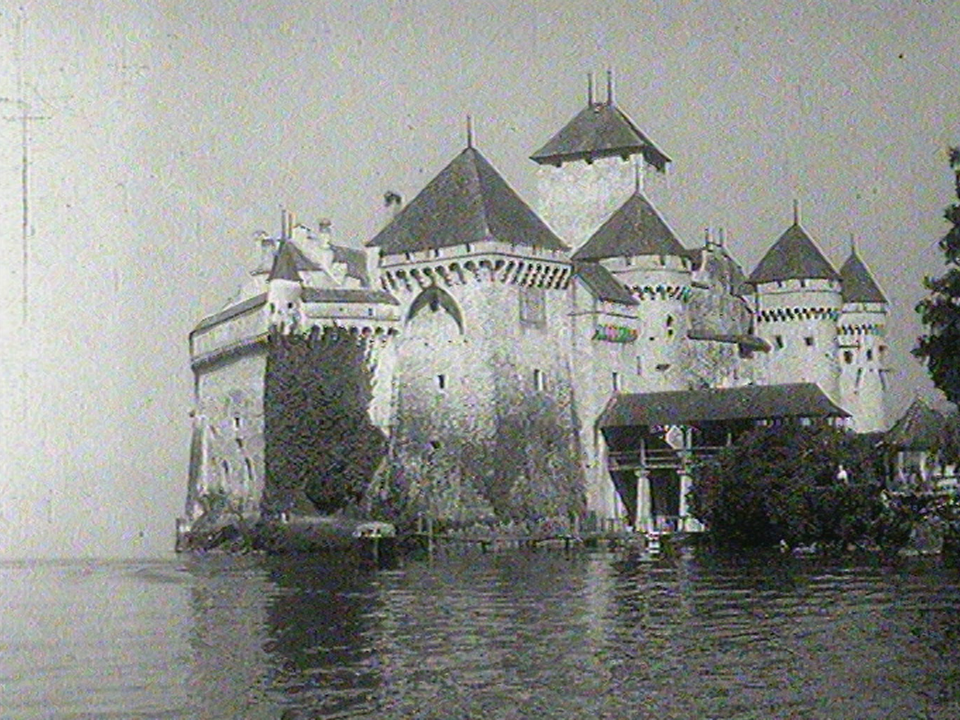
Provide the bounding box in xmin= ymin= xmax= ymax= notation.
xmin=689 ymin=424 xmax=895 ymax=549
xmin=914 ymin=148 xmax=960 ymax=407
xmin=263 ymin=327 xmax=387 ymax=517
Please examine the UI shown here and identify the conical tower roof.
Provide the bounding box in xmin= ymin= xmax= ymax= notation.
xmin=267 ymin=241 xmax=302 ymax=282
xmin=748 ymin=223 xmax=840 ymax=285
xmin=367 ymin=146 xmax=567 ymax=254
xmin=572 ymin=191 xmax=686 ymax=261
xmin=530 ymin=101 xmax=670 ymax=171
xmin=886 ymin=397 xmax=945 ymax=450
xmin=840 ymin=248 xmax=886 ymax=304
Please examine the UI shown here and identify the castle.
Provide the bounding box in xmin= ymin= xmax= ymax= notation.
xmin=184 ymin=80 xmax=888 ymax=533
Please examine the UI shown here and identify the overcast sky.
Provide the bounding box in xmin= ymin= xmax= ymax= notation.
xmin=1 ymin=0 xmax=958 ymax=558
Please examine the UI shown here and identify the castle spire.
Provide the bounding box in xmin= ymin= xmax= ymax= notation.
xmin=466 ymin=115 xmax=473 ymax=149
xmin=587 ymin=72 xmax=594 ymax=106
xmin=793 ymin=199 xmax=800 ymax=226
xmin=606 ymin=68 xmax=614 ymax=105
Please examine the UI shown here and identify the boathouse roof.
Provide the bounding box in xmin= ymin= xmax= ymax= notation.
xmin=367 ymin=146 xmax=568 ymax=255
xmin=598 ymin=382 xmax=849 ymax=429
xmin=885 ymin=397 xmax=947 ymax=450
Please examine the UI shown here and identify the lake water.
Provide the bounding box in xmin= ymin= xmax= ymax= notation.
xmin=3 ymin=548 xmax=960 ymax=719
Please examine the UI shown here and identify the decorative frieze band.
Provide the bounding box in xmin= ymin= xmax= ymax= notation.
xmin=380 ymin=258 xmax=571 ymax=293
xmin=757 ymin=307 xmax=841 ymax=323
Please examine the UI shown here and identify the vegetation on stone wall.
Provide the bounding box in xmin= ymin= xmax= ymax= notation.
xmin=371 ymin=355 xmax=586 ymax=526
xmin=689 ymin=424 xmax=905 ymax=550
xmin=915 ymin=147 xmax=960 ymax=408
xmin=263 ymin=327 xmax=386 ymax=517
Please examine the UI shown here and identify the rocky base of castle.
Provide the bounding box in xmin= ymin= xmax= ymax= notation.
xmin=175 ymin=515 xmax=397 ymax=562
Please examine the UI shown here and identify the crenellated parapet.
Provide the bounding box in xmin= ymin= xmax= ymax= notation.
xmin=757 ymin=307 xmax=841 ymax=323
xmin=628 ymin=283 xmax=691 ymax=302
xmin=380 ymin=256 xmax=571 ymax=293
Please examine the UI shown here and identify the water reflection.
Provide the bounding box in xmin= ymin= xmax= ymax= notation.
xmin=8 ymin=550 xmax=960 ymax=718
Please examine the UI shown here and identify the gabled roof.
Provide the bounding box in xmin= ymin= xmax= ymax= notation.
xmin=268 ymin=242 xmax=302 ymax=282
xmin=573 ymin=262 xmax=638 ymax=306
xmin=301 ymin=288 xmax=399 ymax=305
xmin=572 ymin=191 xmax=686 ymax=261
xmin=367 ymin=146 xmax=567 ymax=254
xmin=599 ymin=382 xmax=849 ymax=430
xmin=192 ymin=293 xmax=267 ymax=334
xmin=531 ymin=102 xmax=670 ymax=171
xmin=282 ymin=241 xmax=369 ymax=287
xmin=885 ymin=397 xmax=945 ymax=450
xmin=748 ymin=223 xmax=840 ymax=284
xmin=840 ymin=250 xmax=886 ymax=304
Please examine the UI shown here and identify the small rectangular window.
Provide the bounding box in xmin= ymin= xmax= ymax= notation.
xmin=866 ymin=349 xmax=873 ymax=361
xmin=519 ymin=286 xmax=547 ymax=328
xmin=775 ymin=335 xmax=784 ymax=349
xmin=612 ymin=372 xmax=620 ymax=392
xmin=636 ymin=356 xmax=643 ymax=376
xmin=843 ymin=350 xmax=853 ymax=364
xmin=804 ymin=336 xmax=814 ymax=347
xmin=437 ymin=374 xmax=446 ymax=390
xmin=534 ymin=368 xmax=545 ymax=391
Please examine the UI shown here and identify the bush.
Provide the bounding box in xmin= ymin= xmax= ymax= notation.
xmin=689 ymin=424 xmax=891 ymax=549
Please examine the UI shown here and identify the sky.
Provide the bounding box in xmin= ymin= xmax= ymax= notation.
xmin=0 ymin=0 xmax=958 ymax=558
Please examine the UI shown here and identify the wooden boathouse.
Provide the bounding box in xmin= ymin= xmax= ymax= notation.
xmin=597 ymin=382 xmax=850 ymax=533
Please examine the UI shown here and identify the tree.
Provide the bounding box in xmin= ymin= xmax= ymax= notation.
xmin=914 ymin=148 xmax=960 ymax=407
xmin=689 ymin=424 xmax=886 ymax=548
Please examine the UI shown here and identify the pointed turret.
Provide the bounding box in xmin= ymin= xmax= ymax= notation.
xmin=749 ymin=223 xmax=840 ymax=285
xmin=367 ymin=145 xmax=567 ymax=255
xmin=838 ymin=242 xmax=888 ymax=432
xmin=840 ymin=247 xmax=886 ymax=304
xmin=532 ymin=78 xmax=671 ymax=248
xmin=267 ymin=242 xmax=303 ymax=333
xmin=572 ymin=191 xmax=686 ymax=261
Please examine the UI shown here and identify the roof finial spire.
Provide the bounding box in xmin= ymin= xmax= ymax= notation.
xmin=793 ymin=198 xmax=800 ymax=226
xmin=606 ymin=68 xmax=614 ymax=105
xmin=466 ymin=115 xmax=473 ymax=149
xmin=850 ymin=233 xmax=857 ymax=256
xmin=633 ymin=159 xmax=641 ymax=193
xmin=587 ymin=72 xmax=594 ymax=106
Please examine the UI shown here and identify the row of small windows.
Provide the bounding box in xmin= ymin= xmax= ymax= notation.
xmin=435 ymin=359 xmax=655 ymax=395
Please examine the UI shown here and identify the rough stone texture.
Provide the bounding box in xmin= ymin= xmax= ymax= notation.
xmin=379 ymin=251 xmax=584 ymax=523
xmin=753 ymin=278 xmax=843 ymax=402
xmin=536 ymin=154 xmax=642 ymax=250
xmin=839 ymin=302 xmax=887 ymax=432
xmin=191 ymin=350 xmax=268 ymax=522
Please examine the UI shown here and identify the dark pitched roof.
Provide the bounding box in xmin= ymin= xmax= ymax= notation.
xmin=192 ymin=293 xmax=267 ymax=334
xmin=572 ymin=191 xmax=686 ymax=261
xmin=282 ymin=241 xmax=369 ymax=287
xmin=748 ymin=223 xmax=840 ymax=284
xmin=687 ymin=331 xmax=771 ymax=352
xmin=598 ymin=382 xmax=849 ymax=429
xmin=885 ymin=397 xmax=945 ymax=450
xmin=268 ymin=242 xmax=302 ymax=282
xmin=301 ymin=288 xmax=399 ymax=305
xmin=367 ymin=146 xmax=567 ymax=254
xmin=531 ymin=102 xmax=670 ymax=171
xmin=573 ymin=262 xmax=638 ymax=305
xmin=840 ymin=250 xmax=886 ymax=304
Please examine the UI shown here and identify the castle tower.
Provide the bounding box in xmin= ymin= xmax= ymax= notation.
xmin=838 ymin=242 xmax=888 ymax=432
xmin=572 ymin=190 xmax=691 ymax=392
xmin=530 ymin=73 xmax=670 ymax=248
xmin=749 ymin=217 xmax=842 ymax=402
xmin=267 ymin=241 xmax=304 ymax=334
xmin=367 ymin=142 xmax=583 ymax=522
